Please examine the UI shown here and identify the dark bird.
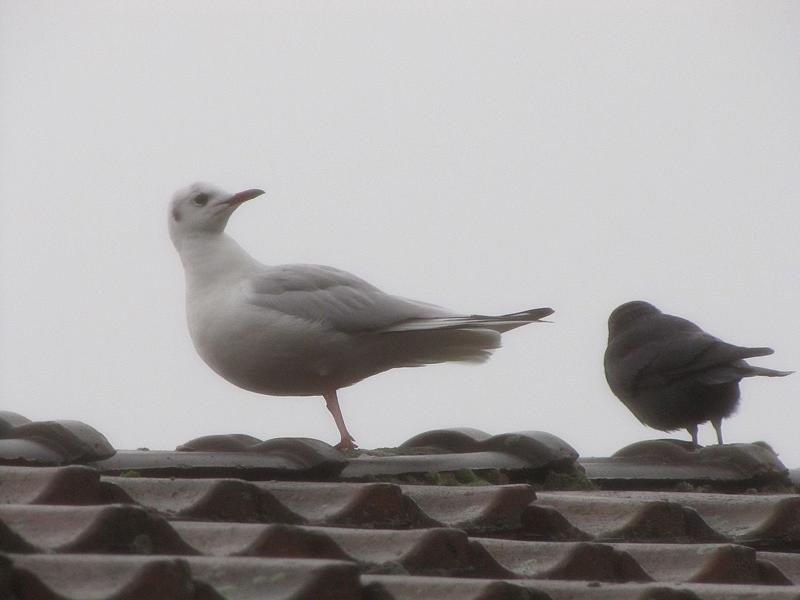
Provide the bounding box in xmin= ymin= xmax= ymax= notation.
xmin=604 ymin=301 xmax=792 ymax=445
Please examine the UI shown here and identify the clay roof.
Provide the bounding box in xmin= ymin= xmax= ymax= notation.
xmin=1 ymin=409 xmax=799 ymax=599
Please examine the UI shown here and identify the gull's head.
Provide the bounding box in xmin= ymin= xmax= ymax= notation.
xmin=168 ymin=183 xmax=265 ymax=246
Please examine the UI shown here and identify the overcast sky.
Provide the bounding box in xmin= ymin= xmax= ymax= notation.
xmin=1 ymin=1 xmax=798 ymax=465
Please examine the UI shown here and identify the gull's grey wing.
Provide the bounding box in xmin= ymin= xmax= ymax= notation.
xmin=244 ymin=263 xmax=454 ymax=333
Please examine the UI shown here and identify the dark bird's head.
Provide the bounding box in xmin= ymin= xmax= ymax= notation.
xmin=607 ymin=301 xmax=661 ymax=339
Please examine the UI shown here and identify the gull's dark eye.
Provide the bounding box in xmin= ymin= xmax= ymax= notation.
xmin=192 ymin=193 xmax=210 ymax=207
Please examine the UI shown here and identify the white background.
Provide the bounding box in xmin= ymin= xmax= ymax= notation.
xmin=1 ymin=2 xmax=798 ymax=464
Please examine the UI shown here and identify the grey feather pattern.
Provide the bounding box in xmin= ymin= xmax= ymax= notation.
xmin=245 ymin=264 xmax=454 ymax=333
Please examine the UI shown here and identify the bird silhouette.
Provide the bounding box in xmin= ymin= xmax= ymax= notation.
xmin=604 ymin=300 xmax=791 ymax=445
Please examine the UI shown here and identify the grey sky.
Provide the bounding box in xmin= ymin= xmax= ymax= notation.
xmin=1 ymin=1 xmax=798 ymax=463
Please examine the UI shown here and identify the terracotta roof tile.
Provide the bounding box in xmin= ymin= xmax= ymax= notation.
xmin=2 ymin=415 xmax=799 ymax=599
xmin=789 ymin=469 xmax=800 ymax=486
xmin=0 ymin=411 xmax=32 ymax=434
xmin=6 ymin=553 xmax=361 ymax=600
xmin=0 ymin=504 xmax=194 ymax=554
xmin=170 ymin=522 xmax=511 ymax=577
xmin=7 ymin=554 xmax=199 ymax=600
xmin=476 ymin=539 xmax=651 ymax=582
xmin=399 ymin=483 xmax=536 ymax=534
xmin=399 ymin=427 xmax=494 ymax=450
xmin=105 ymin=476 xmax=303 ymax=523
xmin=582 ymin=440 xmax=788 ymax=490
xmin=340 ymin=451 xmax=534 ymax=480
xmin=184 ymin=556 xmax=361 ymax=600
xmin=538 ymin=491 xmax=800 ymax=550
xmin=172 ymin=522 xmax=349 ymax=559
xmin=301 ymin=526 xmax=511 ymax=577
xmin=519 ymin=503 xmax=593 ymax=542
xmin=0 ymin=465 xmax=119 ymax=505
xmin=761 ymin=553 xmax=800 ymax=585
xmin=401 ymin=429 xmax=579 ymax=467
xmin=177 ymin=436 xmax=349 ymax=469
xmin=527 ymin=581 xmax=699 ymax=599
xmin=0 ymin=420 xmax=115 ymax=465
xmin=613 ymin=542 xmax=791 ymax=585
xmin=362 ymin=575 xmax=546 ymax=599
xmin=252 ymin=481 xmax=434 ymax=528
xmin=0 ymin=439 xmax=73 ymax=467
xmin=517 ymin=580 xmax=800 ymax=599
xmin=91 ymin=448 xmax=346 ymax=480
xmin=175 ymin=434 xmax=264 ymax=452
xmin=532 ymin=492 xmax=727 ymax=543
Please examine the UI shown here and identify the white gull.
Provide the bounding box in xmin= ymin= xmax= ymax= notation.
xmin=169 ymin=182 xmax=554 ymax=449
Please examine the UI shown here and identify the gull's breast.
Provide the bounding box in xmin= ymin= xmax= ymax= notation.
xmin=185 ymin=289 xmax=368 ymax=396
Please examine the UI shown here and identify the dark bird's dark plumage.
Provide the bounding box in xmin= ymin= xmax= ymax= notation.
xmin=604 ymin=301 xmax=792 ymax=445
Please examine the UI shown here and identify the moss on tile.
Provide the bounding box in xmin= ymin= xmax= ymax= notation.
xmin=452 ymin=468 xmax=490 ymax=485
xmin=532 ymin=467 xmax=596 ymax=491
xmin=353 ymin=446 xmax=449 ymax=457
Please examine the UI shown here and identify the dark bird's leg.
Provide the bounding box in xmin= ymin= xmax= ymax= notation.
xmin=711 ymin=418 xmax=724 ymax=445
xmin=323 ymin=390 xmax=357 ymax=450
xmin=686 ymin=424 xmax=699 ymax=446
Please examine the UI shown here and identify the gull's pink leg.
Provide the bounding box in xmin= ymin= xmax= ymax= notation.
xmin=323 ymin=390 xmax=357 ymax=450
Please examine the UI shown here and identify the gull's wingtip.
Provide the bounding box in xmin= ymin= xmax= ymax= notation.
xmin=511 ymin=307 xmax=554 ymax=321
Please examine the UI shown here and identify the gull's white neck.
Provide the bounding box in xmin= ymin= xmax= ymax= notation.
xmin=175 ymin=232 xmax=260 ymax=292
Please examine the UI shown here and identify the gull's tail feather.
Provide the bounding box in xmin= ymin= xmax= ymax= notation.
xmin=380 ymin=307 xmax=554 ymax=334
xmin=374 ymin=306 xmax=553 ymax=368
xmin=381 ymin=327 xmax=502 ymax=367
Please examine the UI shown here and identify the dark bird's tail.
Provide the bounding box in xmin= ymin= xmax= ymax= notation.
xmin=741 ymin=346 xmax=778 ymax=359
xmin=747 ymin=366 xmax=794 ymax=378
xmin=738 ymin=346 xmax=793 ymax=378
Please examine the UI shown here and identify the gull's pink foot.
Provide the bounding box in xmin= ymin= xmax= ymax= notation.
xmin=334 ymin=436 xmax=358 ymax=451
